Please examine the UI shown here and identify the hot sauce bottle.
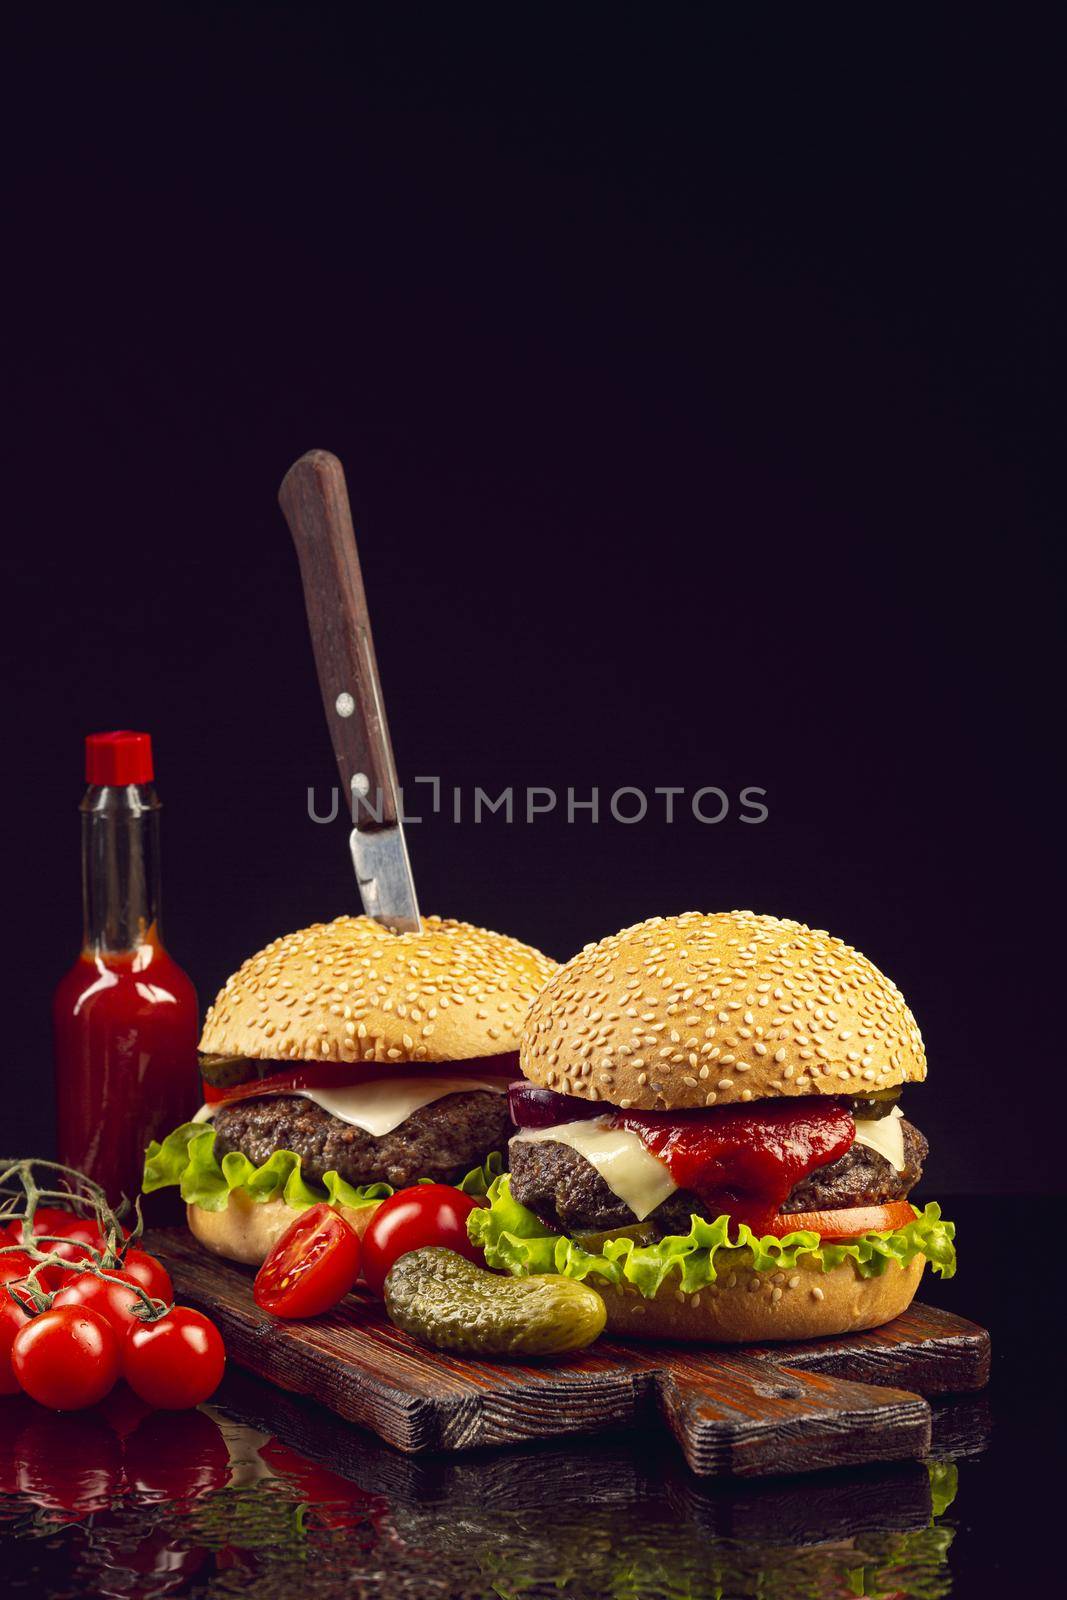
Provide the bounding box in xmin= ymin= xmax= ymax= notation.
xmin=53 ymin=732 xmax=199 ymax=1204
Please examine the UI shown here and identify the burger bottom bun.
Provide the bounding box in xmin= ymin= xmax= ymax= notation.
xmin=187 ymin=1193 xmax=384 ymax=1267
xmin=598 ymin=1254 xmax=925 ymax=1343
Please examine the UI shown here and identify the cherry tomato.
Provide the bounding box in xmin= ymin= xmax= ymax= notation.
xmin=254 ymin=1204 xmax=361 ymax=1318
xmin=124 ymin=1408 xmax=231 ymax=1503
xmin=4 ymin=1206 xmax=75 ymax=1242
xmin=6 ymin=1209 xmax=101 ymax=1271
xmin=120 ymin=1248 xmax=174 ymax=1303
xmin=14 ymin=1411 xmax=122 ymax=1519
xmin=52 ymin=1268 xmax=151 ymax=1333
xmin=11 ymin=1304 xmax=121 ymax=1410
xmin=0 ymin=1295 xmax=34 ymax=1395
xmin=361 ymin=1185 xmax=484 ymax=1297
xmin=124 ymin=1307 xmax=225 ymax=1409
xmin=0 ymin=1251 xmax=60 ymax=1296
xmin=767 ymin=1200 xmax=918 ymax=1241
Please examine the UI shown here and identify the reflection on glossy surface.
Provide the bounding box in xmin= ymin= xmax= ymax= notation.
xmin=0 ymin=1369 xmax=987 ymax=1599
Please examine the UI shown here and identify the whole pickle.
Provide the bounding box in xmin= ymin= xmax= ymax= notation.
xmin=384 ymin=1247 xmax=606 ymax=1357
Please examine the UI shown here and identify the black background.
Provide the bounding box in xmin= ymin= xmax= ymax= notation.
xmin=4 ymin=7 xmax=1061 ymax=1191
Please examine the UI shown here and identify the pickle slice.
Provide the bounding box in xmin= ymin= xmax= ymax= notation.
xmin=384 ymin=1247 xmax=606 ymax=1357
xmin=198 ymin=1054 xmax=284 ymax=1091
xmin=847 ymin=1086 xmax=902 ymax=1121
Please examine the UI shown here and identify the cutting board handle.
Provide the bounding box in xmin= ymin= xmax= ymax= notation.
xmin=657 ymin=1352 xmax=931 ymax=1477
xmin=279 ymin=449 xmax=400 ymax=829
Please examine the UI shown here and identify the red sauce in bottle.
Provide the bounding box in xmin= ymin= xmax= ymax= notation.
xmin=614 ymin=1099 xmax=856 ymax=1234
xmin=52 ymin=733 xmax=199 ymax=1205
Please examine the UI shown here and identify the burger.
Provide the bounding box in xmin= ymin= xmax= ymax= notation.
xmin=143 ymin=915 xmax=557 ymax=1265
xmin=470 ymin=911 xmax=956 ymax=1340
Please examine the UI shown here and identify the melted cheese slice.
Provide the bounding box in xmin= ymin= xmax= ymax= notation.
xmin=510 ymin=1118 xmax=676 ymax=1221
xmin=194 ymin=1076 xmax=506 ymax=1139
xmin=853 ymin=1106 xmax=906 ymax=1171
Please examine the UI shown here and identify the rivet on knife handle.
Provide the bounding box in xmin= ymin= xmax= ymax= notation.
xmin=278 ymin=449 xmax=421 ymax=934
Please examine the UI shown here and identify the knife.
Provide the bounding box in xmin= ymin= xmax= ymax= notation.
xmin=278 ymin=449 xmax=421 ymax=933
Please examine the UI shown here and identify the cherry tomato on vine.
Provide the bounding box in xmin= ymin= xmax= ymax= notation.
xmin=52 ymin=1268 xmax=152 ymax=1334
xmin=0 ymin=1251 xmax=60 ymax=1295
xmin=119 ymin=1249 xmax=173 ymax=1303
xmin=0 ymin=1293 xmax=34 ymax=1395
xmin=361 ymin=1185 xmax=485 ymax=1297
xmin=123 ymin=1307 xmax=225 ymax=1409
xmin=254 ymin=1204 xmax=362 ymax=1318
xmin=6 ymin=1209 xmax=101 ymax=1269
xmin=11 ymin=1304 xmax=120 ymax=1410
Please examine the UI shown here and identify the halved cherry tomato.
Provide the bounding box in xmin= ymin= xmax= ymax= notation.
xmin=767 ymin=1201 xmax=917 ymax=1240
xmin=254 ymin=1204 xmax=361 ymax=1318
xmin=11 ymin=1304 xmax=121 ymax=1409
xmin=124 ymin=1307 xmax=225 ymax=1409
xmin=361 ymin=1184 xmax=484 ymax=1297
xmin=116 ymin=1249 xmax=173 ymax=1304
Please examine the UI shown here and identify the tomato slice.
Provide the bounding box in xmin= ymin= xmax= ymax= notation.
xmin=254 ymin=1204 xmax=362 ymax=1318
xmin=767 ymin=1200 xmax=917 ymax=1240
xmin=202 ymin=1052 xmax=518 ymax=1106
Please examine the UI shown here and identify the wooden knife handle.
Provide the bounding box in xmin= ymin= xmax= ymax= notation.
xmin=278 ymin=450 xmax=399 ymax=827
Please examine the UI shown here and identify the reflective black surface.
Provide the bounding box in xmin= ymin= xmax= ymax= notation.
xmin=0 ymin=1199 xmax=1057 ymax=1596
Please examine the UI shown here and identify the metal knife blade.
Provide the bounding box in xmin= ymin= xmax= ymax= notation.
xmin=350 ymin=823 xmax=420 ymax=933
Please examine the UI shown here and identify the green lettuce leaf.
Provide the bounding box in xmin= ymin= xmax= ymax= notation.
xmin=143 ymin=1121 xmax=502 ymax=1213
xmin=468 ymin=1176 xmax=956 ymax=1298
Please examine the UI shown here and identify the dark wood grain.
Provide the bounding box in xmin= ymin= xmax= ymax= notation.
xmin=278 ymin=449 xmax=400 ymax=825
xmin=148 ymin=1229 xmax=989 ymax=1479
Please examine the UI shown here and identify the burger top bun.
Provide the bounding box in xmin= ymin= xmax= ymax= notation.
xmin=521 ymin=910 xmax=925 ymax=1112
xmin=200 ymin=914 xmax=557 ymax=1067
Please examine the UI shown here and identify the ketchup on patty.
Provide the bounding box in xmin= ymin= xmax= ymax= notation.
xmin=613 ymin=1100 xmax=855 ymax=1235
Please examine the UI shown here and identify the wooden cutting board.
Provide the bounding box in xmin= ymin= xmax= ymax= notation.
xmin=147 ymin=1228 xmax=989 ymax=1478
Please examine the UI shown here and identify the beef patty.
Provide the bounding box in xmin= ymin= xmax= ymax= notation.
xmin=211 ymin=1090 xmax=511 ymax=1190
xmin=508 ymin=1118 xmax=928 ymax=1238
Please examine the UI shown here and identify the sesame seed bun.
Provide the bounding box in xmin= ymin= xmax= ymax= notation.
xmin=187 ymin=1193 xmax=384 ymax=1267
xmin=199 ymin=915 xmax=558 ymax=1068
xmin=521 ymin=911 xmax=925 ymax=1111
xmin=597 ymin=1253 xmax=925 ymax=1342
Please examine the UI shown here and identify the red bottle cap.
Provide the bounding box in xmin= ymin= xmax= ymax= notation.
xmin=85 ymin=731 xmax=155 ymax=786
